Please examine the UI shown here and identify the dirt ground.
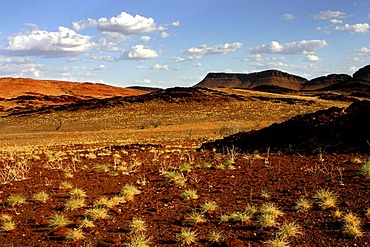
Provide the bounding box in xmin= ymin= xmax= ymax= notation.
xmin=0 ymin=89 xmax=369 ymax=246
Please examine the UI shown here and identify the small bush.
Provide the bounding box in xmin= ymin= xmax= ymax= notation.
xmin=7 ymin=194 xmax=27 ymax=207
xmin=176 ymin=228 xmax=198 ymax=245
xmin=32 ymin=191 xmax=49 ymax=203
xmin=49 ymin=213 xmax=70 ymax=228
xmin=359 ymin=160 xmax=370 ymax=179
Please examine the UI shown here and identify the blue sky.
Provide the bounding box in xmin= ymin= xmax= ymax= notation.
xmin=0 ymin=0 xmax=369 ymax=88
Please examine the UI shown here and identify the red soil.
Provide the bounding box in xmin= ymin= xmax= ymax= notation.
xmin=0 ymin=144 xmax=369 ymax=246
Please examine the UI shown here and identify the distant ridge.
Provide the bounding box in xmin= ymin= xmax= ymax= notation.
xmin=194 ymin=65 xmax=370 ymax=93
xmin=194 ymin=70 xmax=307 ymax=91
xmin=0 ymin=77 xmax=147 ymax=113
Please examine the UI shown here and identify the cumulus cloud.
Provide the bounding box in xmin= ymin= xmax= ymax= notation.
xmin=160 ymin=32 xmax=170 ymax=39
xmin=352 ymin=46 xmax=370 ymax=56
xmin=140 ymin=36 xmax=151 ymax=43
xmin=2 ymin=26 xmax=95 ymax=57
xmin=73 ymin=12 xmax=156 ymax=35
xmin=119 ymin=45 xmax=158 ymax=60
xmin=175 ymin=56 xmax=185 ymax=62
xmin=334 ymin=23 xmax=370 ymax=33
xmin=185 ymin=42 xmax=243 ymax=58
xmin=305 ymin=54 xmax=321 ymax=62
xmin=171 ymin=21 xmax=180 ymax=27
xmin=136 ymin=78 xmax=152 ymax=84
xmin=152 ymin=64 xmax=169 ymax=70
xmin=249 ymin=40 xmax=328 ymax=55
xmin=313 ymin=10 xmax=347 ymax=20
xmin=282 ymin=13 xmax=295 ymax=21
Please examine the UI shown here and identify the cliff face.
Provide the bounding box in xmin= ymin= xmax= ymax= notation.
xmin=194 ymin=70 xmax=308 ymax=91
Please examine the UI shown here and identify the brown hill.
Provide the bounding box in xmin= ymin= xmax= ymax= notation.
xmin=194 ymin=70 xmax=308 ymax=91
xmin=0 ymin=77 xmax=146 ymax=113
xmin=302 ymin=74 xmax=352 ymax=91
xmin=200 ymin=100 xmax=370 ymax=153
xmin=353 ymin=64 xmax=370 ymax=82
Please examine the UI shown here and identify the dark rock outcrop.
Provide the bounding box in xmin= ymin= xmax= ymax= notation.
xmin=353 ymin=65 xmax=370 ymax=82
xmin=194 ymin=70 xmax=308 ymax=91
xmin=302 ymin=74 xmax=352 ymax=91
xmin=200 ymin=100 xmax=370 ymax=153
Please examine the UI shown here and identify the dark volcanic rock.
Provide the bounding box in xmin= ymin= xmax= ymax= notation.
xmin=353 ymin=64 xmax=370 ymax=82
xmin=194 ymin=70 xmax=308 ymax=91
xmin=200 ymin=100 xmax=370 ymax=153
xmin=303 ymin=74 xmax=352 ymax=91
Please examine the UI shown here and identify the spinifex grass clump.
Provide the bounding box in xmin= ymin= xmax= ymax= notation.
xmin=257 ymin=202 xmax=284 ymax=228
xmin=277 ymin=221 xmax=302 ymax=239
xmin=121 ymin=184 xmax=141 ymax=201
xmin=7 ymin=194 xmax=27 ymax=207
xmin=313 ymin=188 xmax=337 ymax=210
xmin=180 ymin=189 xmax=198 ymax=200
xmin=201 ymin=201 xmax=218 ymax=213
xmin=69 ymin=188 xmax=87 ymax=199
xmin=0 ymin=214 xmax=15 ymax=232
xmin=85 ymin=208 xmax=109 ymax=221
xmin=176 ymin=228 xmax=198 ymax=245
xmin=65 ymin=228 xmax=85 ymax=241
xmin=295 ymin=198 xmax=312 ymax=212
xmin=65 ymin=197 xmax=86 ymax=211
xmin=164 ymin=171 xmax=187 ymax=187
xmin=185 ymin=211 xmax=207 ymax=225
xmin=129 ymin=218 xmax=148 ymax=233
xmin=342 ymin=212 xmax=363 ymax=238
xmin=127 ymin=233 xmax=152 ymax=247
xmin=48 ymin=213 xmax=71 ymax=228
xmin=359 ymin=160 xmax=370 ymax=180
xmin=32 ymin=191 xmax=49 ymax=203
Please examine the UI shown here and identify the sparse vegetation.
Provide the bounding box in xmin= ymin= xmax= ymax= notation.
xmin=48 ymin=213 xmax=70 ymax=228
xmin=176 ymin=228 xmax=198 ymax=245
xmin=180 ymin=189 xmax=199 ymax=200
xmin=359 ymin=160 xmax=370 ymax=180
xmin=7 ymin=194 xmax=27 ymax=207
xmin=32 ymin=191 xmax=49 ymax=203
xmin=313 ymin=188 xmax=337 ymax=210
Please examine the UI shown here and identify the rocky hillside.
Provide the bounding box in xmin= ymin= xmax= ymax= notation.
xmin=194 ymin=70 xmax=307 ymax=91
xmin=0 ymin=77 xmax=146 ymax=113
xmin=194 ymin=65 xmax=370 ymax=93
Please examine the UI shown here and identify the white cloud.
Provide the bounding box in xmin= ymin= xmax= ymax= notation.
xmin=152 ymin=64 xmax=169 ymax=70
xmin=313 ymin=10 xmax=347 ymax=20
xmin=305 ymin=54 xmax=321 ymax=62
xmin=330 ymin=19 xmax=343 ymax=24
xmin=157 ymin=26 xmax=167 ymax=31
xmin=119 ymin=45 xmax=158 ymax=60
xmin=282 ymin=13 xmax=295 ymax=21
xmin=171 ymin=21 xmax=180 ymax=27
xmin=334 ymin=23 xmax=370 ymax=33
xmin=136 ymin=78 xmax=152 ymax=84
xmin=185 ymin=42 xmax=243 ymax=58
xmin=160 ymin=32 xmax=170 ymax=39
xmin=3 ymin=26 xmax=95 ymax=57
xmin=73 ymin=12 xmax=156 ymax=35
xmin=140 ymin=36 xmax=151 ymax=43
xmin=353 ymin=46 xmax=370 ymax=56
xmin=175 ymin=56 xmax=185 ymax=62
xmin=134 ymin=65 xmax=146 ymax=70
xmin=250 ymin=40 xmax=328 ymax=55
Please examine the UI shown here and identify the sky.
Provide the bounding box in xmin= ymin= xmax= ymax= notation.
xmin=0 ymin=0 xmax=369 ymax=88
